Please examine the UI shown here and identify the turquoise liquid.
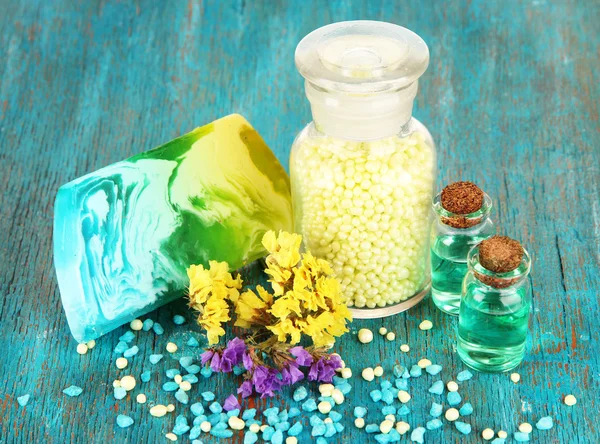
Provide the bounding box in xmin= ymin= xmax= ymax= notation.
xmin=457 ymin=282 xmax=530 ymax=372
xmin=431 ymin=234 xmax=488 ymax=315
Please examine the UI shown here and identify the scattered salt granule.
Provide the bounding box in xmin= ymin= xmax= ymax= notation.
xmin=119 ymin=331 xmax=135 ymax=343
xmin=136 ymin=393 xmax=147 ymax=404
xmin=419 ymin=320 xmax=433 ymax=330
xmin=410 ymin=426 xmax=426 ymax=443
xmin=385 ymin=332 xmax=396 ymax=341
xmin=447 ymin=381 xmax=459 ymax=392
xmin=152 ymin=322 xmax=164 ymax=335
xmin=373 ymin=366 xmax=384 ymax=377
xmin=116 ymin=414 xmax=134 ymax=428
xmin=187 ymin=337 xmax=200 ymax=347
xmin=418 ymin=359 xmax=432 ymax=369
xmin=426 ymin=364 xmax=442 ymax=375
xmin=362 ymin=367 xmax=375 ymax=381
xmin=354 ymin=418 xmax=365 ymax=428
xmin=130 ymin=319 xmax=143 ymax=331
xmin=76 ymin=343 xmax=88 ymax=355
xmin=482 ymin=427 xmax=494 ymax=440
xmin=518 ymin=422 xmax=532 ymax=433
xmin=457 ymin=369 xmax=473 ymax=382
xmin=86 ymin=340 xmax=96 ymax=349
xmin=142 ymin=319 xmax=154 ymax=331
xmin=17 ymin=394 xmax=30 ymax=406
xmin=358 ymin=328 xmax=373 ymax=344
xmin=113 ymin=387 xmax=126 ymax=400
xmin=400 ymin=344 xmax=410 ymax=352
xmin=173 ymin=315 xmax=186 ymax=325
xmin=455 ymin=421 xmax=472 ymax=435
xmin=63 ymin=386 xmax=83 ymax=397
xmin=165 ymin=432 xmax=177 ymax=441
xmin=116 ymin=357 xmax=128 ymax=369
xmin=510 ymin=372 xmax=521 ymax=383
xmin=396 ymin=421 xmax=410 ymax=435
xmin=497 ymin=430 xmax=508 ymax=438
xmin=445 ymin=408 xmax=459 ymax=421
xmin=123 ymin=345 xmax=139 ymax=358
xmin=397 ymin=391 xmax=411 ymax=403
xmin=166 ymin=342 xmax=178 ymax=353
xmin=379 ymin=327 xmax=388 ymax=335
xmin=514 ymin=431 xmax=530 ymax=442
xmin=564 ymin=394 xmax=577 ymax=406
xmin=536 ymin=416 xmax=553 ymax=430
xmin=120 ymin=375 xmax=136 ymax=391
xmin=150 ymin=404 xmax=168 ymax=417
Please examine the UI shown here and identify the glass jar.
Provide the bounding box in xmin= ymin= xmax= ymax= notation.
xmin=430 ymin=190 xmax=496 ymax=316
xmin=457 ymin=243 xmax=532 ymax=372
xmin=290 ymin=21 xmax=436 ymax=318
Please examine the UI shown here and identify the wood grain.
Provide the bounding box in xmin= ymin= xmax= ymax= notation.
xmin=0 ymin=0 xmax=598 ymax=443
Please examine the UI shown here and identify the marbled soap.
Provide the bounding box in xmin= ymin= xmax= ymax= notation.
xmin=54 ymin=114 xmax=292 ymax=342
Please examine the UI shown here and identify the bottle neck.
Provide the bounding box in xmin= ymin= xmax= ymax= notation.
xmin=468 ymin=245 xmax=531 ymax=289
xmin=432 ymin=193 xmax=493 ymax=229
xmin=305 ymin=81 xmax=418 ymax=141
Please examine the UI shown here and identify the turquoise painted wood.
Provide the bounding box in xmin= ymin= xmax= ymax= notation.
xmin=0 ymin=0 xmax=598 ymax=443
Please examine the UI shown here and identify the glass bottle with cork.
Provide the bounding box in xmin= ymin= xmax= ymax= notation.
xmin=430 ymin=181 xmax=495 ymax=315
xmin=290 ymin=21 xmax=436 ymax=318
xmin=457 ymin=235 xmax=532 ymax=372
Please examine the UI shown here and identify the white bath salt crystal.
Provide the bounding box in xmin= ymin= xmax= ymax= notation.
xmin=166 ymin=404 xmax=175 ymax=412
xmin=482 ymin=428 xmax=494 ymax=440
xmin=165 ymin=432 xmax=177 ymax=442
xmin=116 ymin=357 xmax=128 ymax=369
xmin=400 ymin=344 xmax=410 ymax=353
xmin=380 ymin=419 xmax=394 ymax=434
xmin=260 ymin=424 xmax=268 ymax=432
xmin=86 ymin=340 xmax=96 ymax=349
xmin=112 ymin=380 xmax=121 ymax=388
xmin=166 ymin=342 xmax=178 ymax=353
xmin=397 ymin=390 xmax=411 ymax=403
xmin=358 ymin=328 xmax=373 ymax=344
xmin=200 ymin=421 xmax=212 ymax=432
xmin=417 ymin=358 xmax=432 ymax=369
xmin=130 ymin=319 xmax=143 ymax=331
xmin=519 ymin=423 xmax=533 ymax=434
xmin=323 ymin=418 xmax=333 ymax=424
xmin=76 ymin=343 xmax=88 ymax=355
xmin=385 ymin=414 xmax=396 ymax=422
xmin=179 ymin=381 xmax=192 ymax=392
xmin=497 ymin=430 xmax=507 ymax=439
xmin=286 ymin=437 xmax=298 ymax=444
xmin=228 ymin=416 xmax=245 ymax=430
xmin=373 ymin=366 xmax=384 ymax=377
xmin=331 ymin=389 xmax=344 ymax=404
xmin=136 ymin=393 xmax=147 ymax=404
xmin=341 ymin=367 xmax=352 ymax=379
xmin=149 ymin=404 xmax=168 ymax=417
xmin=385 ymin=332 xmax=396 ymax=341
xmin=419 ymin=320 xmax=433 ymax=331
xmin=445 ymin=408 xmax=459 ymax=421
xmin=249 ymin=423 xmax=261 ymax=433
xmin=120 ymin=375 xmax=136 ymax=391
xmin=510 ymin=372 xmax=521 ymax=383
xmin=319 ymin=384 xmax=334 ymax=396
xmin=564 ymin=394 xmax=577 ymax=406
xmin=174 ymin=374 xmax=183 ymax=385
xmin=396 ymin=421 xmax=410 ymax=435
xmin=318 ymin=401 xmax=332 ymax=414
xmin=447 ymin=381 xmax=459 ymax=392
xmin=379 ymin=327 xmax=388 ymax=335
xmin=362 ymin=367 xmax=375 ymax=381
xmin=354 ymin=418 xmax=365 ymax=428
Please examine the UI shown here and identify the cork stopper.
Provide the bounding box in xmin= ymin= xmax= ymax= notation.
xmin=475 ymin=236 xmax=525 ymax=288
xmin=440 ymin=181 xmax=485 ymax=228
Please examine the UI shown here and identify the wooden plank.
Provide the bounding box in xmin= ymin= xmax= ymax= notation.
xmin=0 ymin=0 xmax=598 ymax=442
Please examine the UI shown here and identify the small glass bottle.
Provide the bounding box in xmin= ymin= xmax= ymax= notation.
xmin=457 ymin=236 xmax=532 ymax=372
xmin=430 ymin=182 xmax=495 ymax=315
xmin=290 ymin=21 xmax=436 ymax=318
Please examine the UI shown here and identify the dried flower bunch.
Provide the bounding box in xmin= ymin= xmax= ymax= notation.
xmin=187 ymin=230 xmax=352 ymax=397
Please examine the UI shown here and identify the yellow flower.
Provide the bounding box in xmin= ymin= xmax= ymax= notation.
xmin=268 ymin=291 xmax=302 ymax=320
xmin=262 ymin=230 xmax=302 ymax=268
xmin=234 ymin=285 xmax=272 ymax=328
xmin=267 ymin=318 xmax=302 ymax=344
xmin=198 ymin=295 xmax=230 ymax=345
xmin=264 ymin=262 xmax=293 ymax=296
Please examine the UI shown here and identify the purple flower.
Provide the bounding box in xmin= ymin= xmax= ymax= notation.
xmin=281 ymin=362 xmax=304 ymax=386
xmin=252 ymin=365 xmax=282 ymax=398
xmin=223 ymin=394 xmax=241 ymax=411
xmin=242 ymin=351 xmax=254 ymax=371
xmin=289 ymin=346 xmax=313 ymax=366
xmin=237 ymin=380 xmax=253 ymax=398
xmin=222 ymin=337 xmax=246 ymax=367
xmin=308 ymin=355 xmax=342 ymax=383
xmin=210 ymin=353 xmax=222 ymax=372
xmin=201 ymin=350 xmax=214 ymax=365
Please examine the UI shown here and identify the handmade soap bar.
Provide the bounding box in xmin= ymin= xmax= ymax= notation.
xmin=54 ymin=114 xmax=292 ymax=343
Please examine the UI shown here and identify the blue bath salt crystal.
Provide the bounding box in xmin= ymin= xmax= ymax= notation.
xmin=116 ymin=414 xmax=134 ymax=428
xmin=114 ymin=341 xmax=129 ymax=354
xmin=142 ymin=318 xmax=154 ymax=331
xmin=188 ymin=365 xmax=202 ymax=375
xmin=263 ymin=407 xmax=279 ymax=417
xmin=201 ymin=391 xmax=215 ymax=402
xmin=175 ymin=389 xmax=189 ymax=404
xmin=272 ymin=429 xmax=284 ymax=444
xmin=514 ymin=431 xmax=530 ymax=442
xmin=209 ymin=401 xmax=222 ymax=413
xmin=113 ymin=387 xmax=127 ymax=400
xmin=365 ymin=424 xmax=379 ymax=433
xmin=410 ymin=426 xmax=426 ymax=443
xmin=166 ymin=368 xmax=180 ymax=379
xmin=354 ymin=406 xmax=367 ymax=418
xmin=370 ymin=390 xmax=382 ymax=402
xmin=382 ymin=390 xmax=394 ymax=405
xmin=428 ymin=381 xmax=444 ymax=395
xmin=316 ymin=438 xmax=327 ymax=444
xmin=119 ymin=331 xmax=135 ymax=343
xmin=149 ymin=354 xmax=163 ymax=364
xmin=180 ymin=356 xmax=193 ymax=368
xmin=187 ymin=336 xmax=200 ymax=347
xmin=191 ymin=402 xmax=204 ymax=416
xmin=189 ymin=425 xmax=201 ymax=440
xmin=374 ymin=433 xmax=390 ymax=443
xmin=163 ymin=381 xmax=179 ymax=392
xmin=207 ymin=413 xmax=221 ymax=426
xmin=388 ymin=428 xmax=400 ymax=442
xmin=329 ymin=411 xmax=343 ymax=422
xmin=63 ymin=386 xmax=83 ymax=397
xmin=275 ymin=421 xmax=290 ymax=431
xmin=393 ymin=364 xmax=405 ymax=378
xmin=193 ymin=415 xmax=207 ymax=426
xmin=334 ymin=422 xmax=344 ymax=433
xmin=233 ymin=365 xmax=245 ymax=376
xmin=409 ymin=365 xmax=422 ymax=378
xmin=293 ymin=386 xmax=308 ymax=402
xmin=278 ymin=410 xmax=289 ymax=422
xmin=241 ymin=408 xmax=256 ymax=420
xmin=447 ymin=391 xmax=462 ymax=406
xmin=141 ymin=370 xmax=151 ymax=383
xmin=153 ymin=323 xmax=164 ymax=335
xmin=426 ymin=365 xmax=442 ymax=376
xmin=430 ymin=402 xmax=443 ymax=417
xmin=289 ymin=407 xmax=301 ymax=418
xmin=318 ymin=396 xmax=335 ymax=406
xmin=302 ymin=398 xmax=317 ymax=412
xmin=211 ymin=428 xmax=233 ymax=439
xmin=288 ymin=421 xmax=303 ymax=436
xmin=337 ymin=382 xmax=352 ymax=395
xmin=17 ymin=394 xmax=30 ymax=406
xmin=173 ymin=314 xmax=186 ymax=325
xmin=455 ymin=421 xmax=471 ymax=435
xmin=173 ymin=415 xmax=190 ymax=435
xmin=397 ymin=405 xmax=410 ymax=416
xmin=262 ymin=426 xmax=275 ymax=441
xmin=267 ymin=414 xmax=280 ymax=426
xmin=426 ymin=419 xmax=443 ymax=430
xmin=380 ymin=380 xmax=393 ymax=390
xmin=459 ymin=402 xmax=473 ymax=416
xmin=244 ymin=431 xmax=259 ymax=444
xmin=491 ymin=439 xmax=506 ymax=444
xmin=324 ymin=422 xmax=336 ymax=438
xmin=536 ymin=416 xmax=553 ymax=430
xmin=457 ymin=369 xmax=473 ymax=382
xmin=395 ymin=378 xmax=408 ymax=390
xmin=123 ymin=345 xmax=139 ymax=358
xmin=382 ymin=406 xmax=396 ymax=415
xmin=402 ymin=368 xmax=411 ymax=379
xmin=183 ymin=374 xmax=198 ymax=384
xmin=310 ymin=415 xmax=323 ymax=427
xmin=312 ymin=423 xmax=327 ymax=437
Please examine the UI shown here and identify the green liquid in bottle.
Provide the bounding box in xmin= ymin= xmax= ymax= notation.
xmin=457 ymin=283 xmax=529 ymax=372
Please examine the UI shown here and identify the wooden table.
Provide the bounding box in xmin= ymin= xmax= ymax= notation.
xmin=1 ymin=1 xmax=598 ymax=443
